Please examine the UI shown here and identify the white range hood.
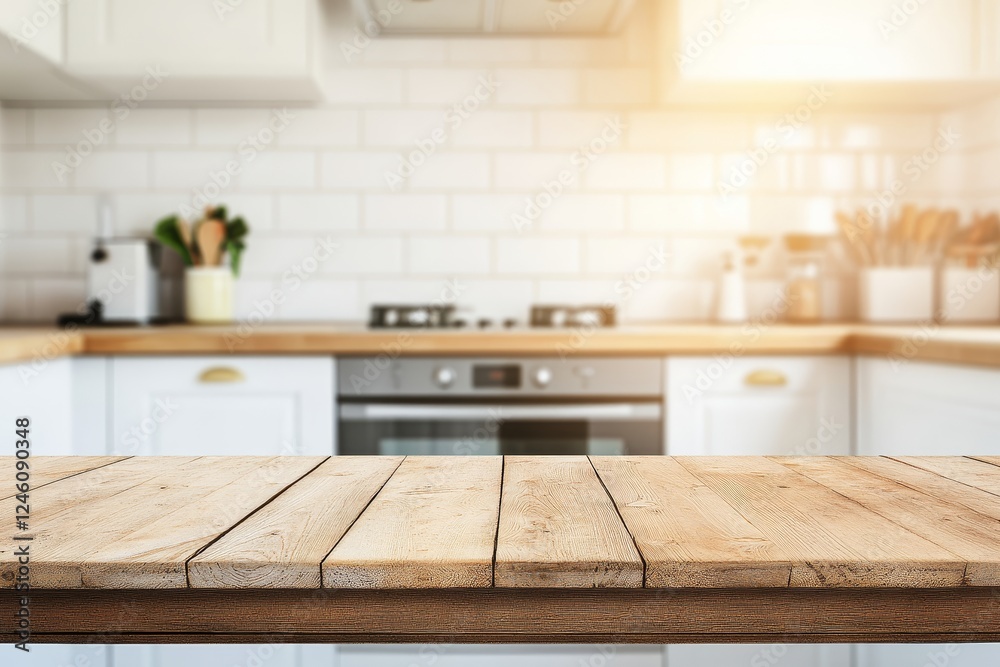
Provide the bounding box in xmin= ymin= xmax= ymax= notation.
xmin=355 ymin=0 xmax=636 ymax=34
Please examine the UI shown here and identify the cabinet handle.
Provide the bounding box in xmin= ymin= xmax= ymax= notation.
xmin=745 ymin=369 xmax=788 ymax=387
xmin=198 ymin=367 xmax=246 ymax=384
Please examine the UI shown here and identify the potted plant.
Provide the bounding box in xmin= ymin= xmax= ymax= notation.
xmin=154 ymin=206 xmax=249 ymax=324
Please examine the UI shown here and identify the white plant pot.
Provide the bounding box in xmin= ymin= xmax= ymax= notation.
xmin=858 ymin=267 xmax=934 ymax=323
xmin=939 ymin=267 xmax=1000 ymax=323
xmin=184 ymin=267 xmax=233 ymax=324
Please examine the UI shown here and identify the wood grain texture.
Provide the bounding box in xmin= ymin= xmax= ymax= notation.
xmin=2 ymin=457 xmax=323 ymax=589
xmin=841 ymin=456 xmax=1000 ymax=522
xmin=972 ymin=456 xmax=1000 ymax=469
xmin=893 ymin=457 xmax=1000 ymax=497
xmin=775 ymin=457 xmax=1000 ymax=586
xmin=323 ymin=457 xmax=501 ymax=589
xmin=495 ymin=456 xmax=643 ymax=588
xmin=592 ymin=456 xmax=791 ymax=588
xmin=0 ymin=329 xmax=84 ymax=364
xmin=677 ymin=457 xmax=967 ymax=588
xmin=189 ymin=457 xmax=402 ymax=589
xmin=12 ymin=588 xmax=1000 ymax=644
xmin=0 ymin=456 xmax=128 ymax=500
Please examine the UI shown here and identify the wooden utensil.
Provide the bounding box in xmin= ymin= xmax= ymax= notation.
xmin=177 ymin=219 xmax=197 ymax=264
xmin=197 ymin=220 xmax=227 ymax=267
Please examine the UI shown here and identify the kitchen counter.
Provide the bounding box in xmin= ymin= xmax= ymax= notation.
xmin=4 ymin=455 xmax=1000 ymax=644
xmin=3 ymin=323 xmax=1000 ymax=367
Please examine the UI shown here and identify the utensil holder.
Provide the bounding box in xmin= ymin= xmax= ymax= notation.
xmin=185 ymin=267 xmax=233 ymax=324
xmin=938 ymin=267 xmax=1000 ymax=323
xmin=858 ymin=267 xmax=934 ymax=323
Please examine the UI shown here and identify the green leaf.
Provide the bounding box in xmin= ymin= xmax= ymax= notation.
xmin=153 ymin=215 xmax=193 ymax=266
xmin=226 ymin=216 xmax=249 ymax=241
xmin=226 ymin=239 xmax=245 ymax=277
xmin=209 ymin=205 xmax=227 ymax=221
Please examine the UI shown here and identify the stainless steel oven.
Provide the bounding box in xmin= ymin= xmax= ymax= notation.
xmin=337 ymin=357 xmax=663 ymax=456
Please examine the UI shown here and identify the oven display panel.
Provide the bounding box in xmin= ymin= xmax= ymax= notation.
xmin=473 ymin=365 xmax=522 ymax=389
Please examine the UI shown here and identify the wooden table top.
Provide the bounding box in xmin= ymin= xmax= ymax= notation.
xmin=5 ymin=455 xmax=1000 ymax=644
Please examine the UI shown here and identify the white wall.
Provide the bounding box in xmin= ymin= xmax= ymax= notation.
xmin=0 ymin=0 xmax=985 ymax=325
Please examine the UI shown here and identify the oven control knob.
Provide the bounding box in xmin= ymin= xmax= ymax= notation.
xmin=434 ymin=367 xmax=456 ymax=389
xmin=532 ymin=367 xmax=553 ymax=388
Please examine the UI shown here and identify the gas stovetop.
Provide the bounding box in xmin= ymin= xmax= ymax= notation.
xmin=368 ymin=304 xmax=616 ymax=330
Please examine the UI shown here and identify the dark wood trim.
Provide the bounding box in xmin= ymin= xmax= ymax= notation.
xmin=7 ymin=587 xmax=1000 ymax=644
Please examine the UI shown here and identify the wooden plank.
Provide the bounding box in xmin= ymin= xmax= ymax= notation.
xmin=971 ymin=456 xmax=1000 ymax=468
xmin=592 ymin=456 xmax=791 ymax=588
xmin=0 ymin=456 xmax=128 ymax=500
xmin=0 ymin=456 xmax=324 ymax=589
xmin=190 ymin=457 xmax=402 ymax=589
xmin=775 ymin=457 xmax=1000 ymax=586
xmin=495 ymin=456 xmax=643 ymax=588
xmin=677 ymin=457 xmax=966 ymax=588
xmin=13 ymin=587 xmax=1000 ymax=644
xmin=893 ymin=457 xmax=1000 ymax=497
xmin=323 ymin=457 xmax=501 ymax=589
xmin=841 ymin=456 xmax=1000 ymax=522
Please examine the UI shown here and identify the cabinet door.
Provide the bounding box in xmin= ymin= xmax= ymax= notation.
xmin=856 ymin=358 xmax=1000 ymax=456
xmin=111 ymin=356 xmax=333 ymax=456
xmin=667 ymin=356 xmax=851 ymax=456
xmin=858 ymin=643 xmax=1000 ymax=667
xmin=112 ymin=644 xmax=314 ymax=667
xmin=676 ymin=0 xmax=977 ymax=80
xmin=669 ymin=644 xmax=850 ymax=667
xmin=338 ymin=645 xmax=662 ymax=667
xmin=0 ymin=358 xmax=73 ymax=456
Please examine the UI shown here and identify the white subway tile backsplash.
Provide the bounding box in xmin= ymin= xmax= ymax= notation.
xmin=452 ymin=194 xmax=526 ymax=231
xmin=536 ymin=38 xmax=627 ymax=66
xmin=406 ymin=69 xmax=494 ymax=105
xmin=364 ymin=110 xmax=447 ymax=147
xmin=497 ymin=237 xmax=580 ymax=274
xmin=0 ymin=238 xmax=75 ymax=274
xmin=277 ymin=110 xmax=359 ymax=147
xmin=324 ymin=236 xmax=404 ymax=275
xmin=583 ymin=68 xmax=652 ymax=105
xmin=115 ymin=109 xmax=193 ymax=146
xmin=409 ymin=236 xmax=491 ymax=274
xmin=241 ymin=237 xmax=329 ymax=276
xmin=669 ymin=154 xmax=716 ymax=191
xmin=2 ymin=151 xmax=71 ymax=189
xmin=194 ymin=109 xmax=273 ymax=146
xmin=152 ymin=151 xmax=234 ymax=190
xmin=408 ymin=152 xmax=490 ymax=190
xmin=629 ymin=112 xmax=750 ymax=151
xmin=116 ymin=193 xmax=193 ymax=234
xmin=494 ymin=69 xmax=580 ymax=106
xmin=450 ymin=111 xmax=534 ymax=149
xmin=361 ymin=278 xmax=462 ymax=305
xmin=536 ymin=279 xmax=613 ymax=304
xmin=239 ymin=152 xmax=316 ymax=189
xmin=538 ymin=111 xmax=624 ymax=149
xmin=278 ymin=194 xmax=358 ymax=231
xmin=324 ymin=69 xmax=404 ymax=104
xmin=622 ymin=279 xmax=714 ymax=321
xmin=365 ymin=194 xmax=446 ymax=230
xmin=495 ymin=152 xmax=579 ymax=190
xmin=454 ymin=279 xmax=535 ymax=320
xmin=219 ymin=194 xmax=277 ymax=231
xmin=537 ymin=194 xmax=624 ymax=232
xmin=73 ymin=152 xmax=150 ymax=189
xmin=360 ymin=39 xmax=448 ymax=65
xmin=322 ymin=152 xmax=401 ymax=190
xmin=584 ymin=154 xmax=666 ymax=190
xmin=29 ymin=278 xmax=87 ymax=321
xmin=0 ymin=279 xmax=29 ymax=321
xmin=32 ymin=109 xmax=112 ymax=145
xmin=585 ymin=237 xmax=669 ymax=275
xmin=448 ymin=39 xmax=534 ymax=64
xmin=1 ymin=109 xmax=28 ymax=145
xmin=32 ymin=195 xmax=98 ymax=232
xmin=278 ymin=279 xmax=360 ymax=321
xmin=1 ymin=196 xmax=28 ymax=232
xmin=630 ymin=194 xmax=749 ymax=232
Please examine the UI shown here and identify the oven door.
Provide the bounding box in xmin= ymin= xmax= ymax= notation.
xmin=338 ymin=402 xmax=662 ymax=456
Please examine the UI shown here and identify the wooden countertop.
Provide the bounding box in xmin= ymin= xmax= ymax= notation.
xmin=4 ymin=455 xmax=1000 ymax=644
xmin=2 ymin=323 xmax=1000 ymax=367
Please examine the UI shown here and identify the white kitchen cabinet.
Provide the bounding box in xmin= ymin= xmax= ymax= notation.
xmin=662 ymin=0 xmax=999 ymax=107
xmin=856 ymin=357 xmax=1000 ymax=456
xmin=113 ymin=644 xmax=335 ymax=667
xmin=668 ymin=644 xmax=850 ymax=667
xmin=17 ymin=644 xmax=109 ymax=667
xmin=110 ymin=356 xmax=334 ymax=456
xmin=0 ymin=357 xmax=73 ymax=456
xmin=65 ymin=0 xmax=323 ymax=100
xmin=857 ymin=643 xmax=1000 ymax=667
xmin=339 ymin=645 xmax=662 ymax=667
xmin=667 ymin=356 xmax=852 ymax=456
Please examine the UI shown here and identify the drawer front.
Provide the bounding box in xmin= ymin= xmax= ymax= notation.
xmin=111 ymin=356 xmax=333 ymax=456
xmin=667 ymin=356 xmax=852 ymax=456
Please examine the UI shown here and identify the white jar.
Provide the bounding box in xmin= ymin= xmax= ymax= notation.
xmin=184 ymin=266 xmax=233 ymax=324
xmin=939 ymin=266 xmax=1000 ymax=323
xmin=858 ymin=267 xmax=935 ymax=323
